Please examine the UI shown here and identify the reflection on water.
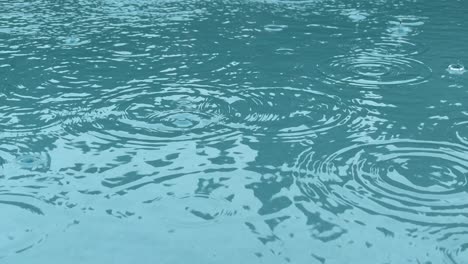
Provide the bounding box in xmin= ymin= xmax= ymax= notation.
xmin=1 ymin=0 xmax=468 ymax=263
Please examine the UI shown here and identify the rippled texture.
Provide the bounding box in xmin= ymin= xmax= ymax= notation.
xmin=294 ymin=140 xmax=468 ymax=224
xmin=319 ymin=52 xmax=432 ymax=88
xmin=1 ymin=0 xmax=468 ymax=263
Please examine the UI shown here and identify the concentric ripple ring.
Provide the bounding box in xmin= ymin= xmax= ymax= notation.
xmin=293 ymin=139 xmax=468 ymax=225
xmin=72 ymin=85 xmax=360 ymax=144
xmin=227 ymin=86 xmax=361 ymax=141
xmin=318 ymin=52 xmax=432 ymax=88
xmin=73 ymin=85 xmax=238 ymax=146
xmin=0 ymin=86 xmax=65 ymax=134
xmin=343 ymin=37 xmax=429 ymax=57
xmin=155 ymin=194 xmax=240 ymax=228
xmin=0 ymin=193 xmax=53 ymax=258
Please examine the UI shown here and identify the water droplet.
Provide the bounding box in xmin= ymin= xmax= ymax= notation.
xmin=447 ymin=64 xmax=466 ymax=75
xmin=264 ymin=24 xmax=288 ymax=32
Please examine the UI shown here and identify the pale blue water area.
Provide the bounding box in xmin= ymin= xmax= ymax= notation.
xmin=1 ymin=0 xmax=468 ymax=263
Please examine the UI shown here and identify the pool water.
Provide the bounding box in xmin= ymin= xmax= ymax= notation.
xmin=1 ymin=0 xmax=468 ymax=263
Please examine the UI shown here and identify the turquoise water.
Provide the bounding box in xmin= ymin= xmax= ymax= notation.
xmin=1 ymin=0 xmax=468 ymax=263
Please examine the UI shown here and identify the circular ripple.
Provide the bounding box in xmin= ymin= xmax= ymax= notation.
xmin=156 ymin=194 xmax=239 ymax=228
xmin=293 ymin=139 xmax=468 ymax=224
xmin=84 ymin=86 xmax=236 ymax=145
xmin=228 ymin=87 xmax=359 ymax=140
xmin=78 ymin=85 xmax=358 ymax=145
xmin=318 ymin=52 xmax=432 ymax=88
xmin=0 ymin=142 xmax=50 ymax=172
xmin=14 ymin=152 xmax=51 ymax=172
xmin=385 ymin=16 xmax=425 ymax=38
xmin=61 ymin=35 xmax=90 ymax=47
xmin=121 ymin=102 xmax=223 ymax=136
xmin=341 ymin=9 xmax=368 ymax=22
xmin=343 ymin=37 xmax=428 ymax=57
xmin=455 ymin=122 xmax=468 ymax=146
xmin=0 ymin=104 xmax=62 ymax=134
xmin=442 ymin=241 xmax=468 ymax=264
xmin=0 ymin=145 xmax=51 ymax=175
xmin=0 ymin=84 xmax=65 ymax=135
xmin=447 ymin=64 xmax=466 ymax=75
xmin=264 ymin=24 xmax=288 ymax=32
xmin=0 ymin=193 xmax=53 ymax=259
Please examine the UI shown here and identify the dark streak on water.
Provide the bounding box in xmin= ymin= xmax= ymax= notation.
xmin=1 ymin=0 xmax=468 ymax=263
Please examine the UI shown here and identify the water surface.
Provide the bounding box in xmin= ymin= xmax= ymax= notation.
xmin=1 ymin=0 xmax=468 ymax=263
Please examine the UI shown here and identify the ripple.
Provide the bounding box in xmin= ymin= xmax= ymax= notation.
xmin=14 ymin=152 xmax=50 ymax=172
xmin=387 ymin=22 xmax=413 ymax=37
xmin=0 ymin=105 xmax=62 ymax=134
xmin=75 ymin=85 xmax=358 ymax=144
xmin=0 ymin=145 xmax=51 ymax=175
xmin=342 ymin=9 xmax=368 ymax=22
xmin=121 ymin=105 xmax=221 ymax=135
xmin=385 ymin=15 xmax=426 ymax=38
xmin=228 ymin=87 xmax=360 ymax=140
xmin=0 ymin=84 xmax=65 ymax=134
xmin=447 ymin=64 xmax=466 ymax=75
xmin=344 ymin=37 xmax=428 ymax=57
xmin=275 ymin=47 xmax=295 ymax=55
xmin=318 ymin=52 xmax=432 ymax=88
xmin=442 ymin=241 xmax=468 ymax=264
xmin=454 ymin=122 xmax=468 ymax=146
xmin=0 ymin=193 xmax=52 ymax=258
xmin=84 ymin=86 xmax=237 ymax=146
xmin=264 ymin=24 xmax=288 ymax=32
xmin=61 ymin=35 xmax=90 ymax=46
xmin=155 ymin=194 xmax=239 ymax=228
xmin=293 ymin=139 xmax=468 ymax=225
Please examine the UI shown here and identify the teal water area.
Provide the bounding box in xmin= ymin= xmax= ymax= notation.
xmin=1 ymin=0 xmax=468 ymax=263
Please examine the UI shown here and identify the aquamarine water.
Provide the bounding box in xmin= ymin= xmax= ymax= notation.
xmin=1 ymin=0 xmax=468 ymax=263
